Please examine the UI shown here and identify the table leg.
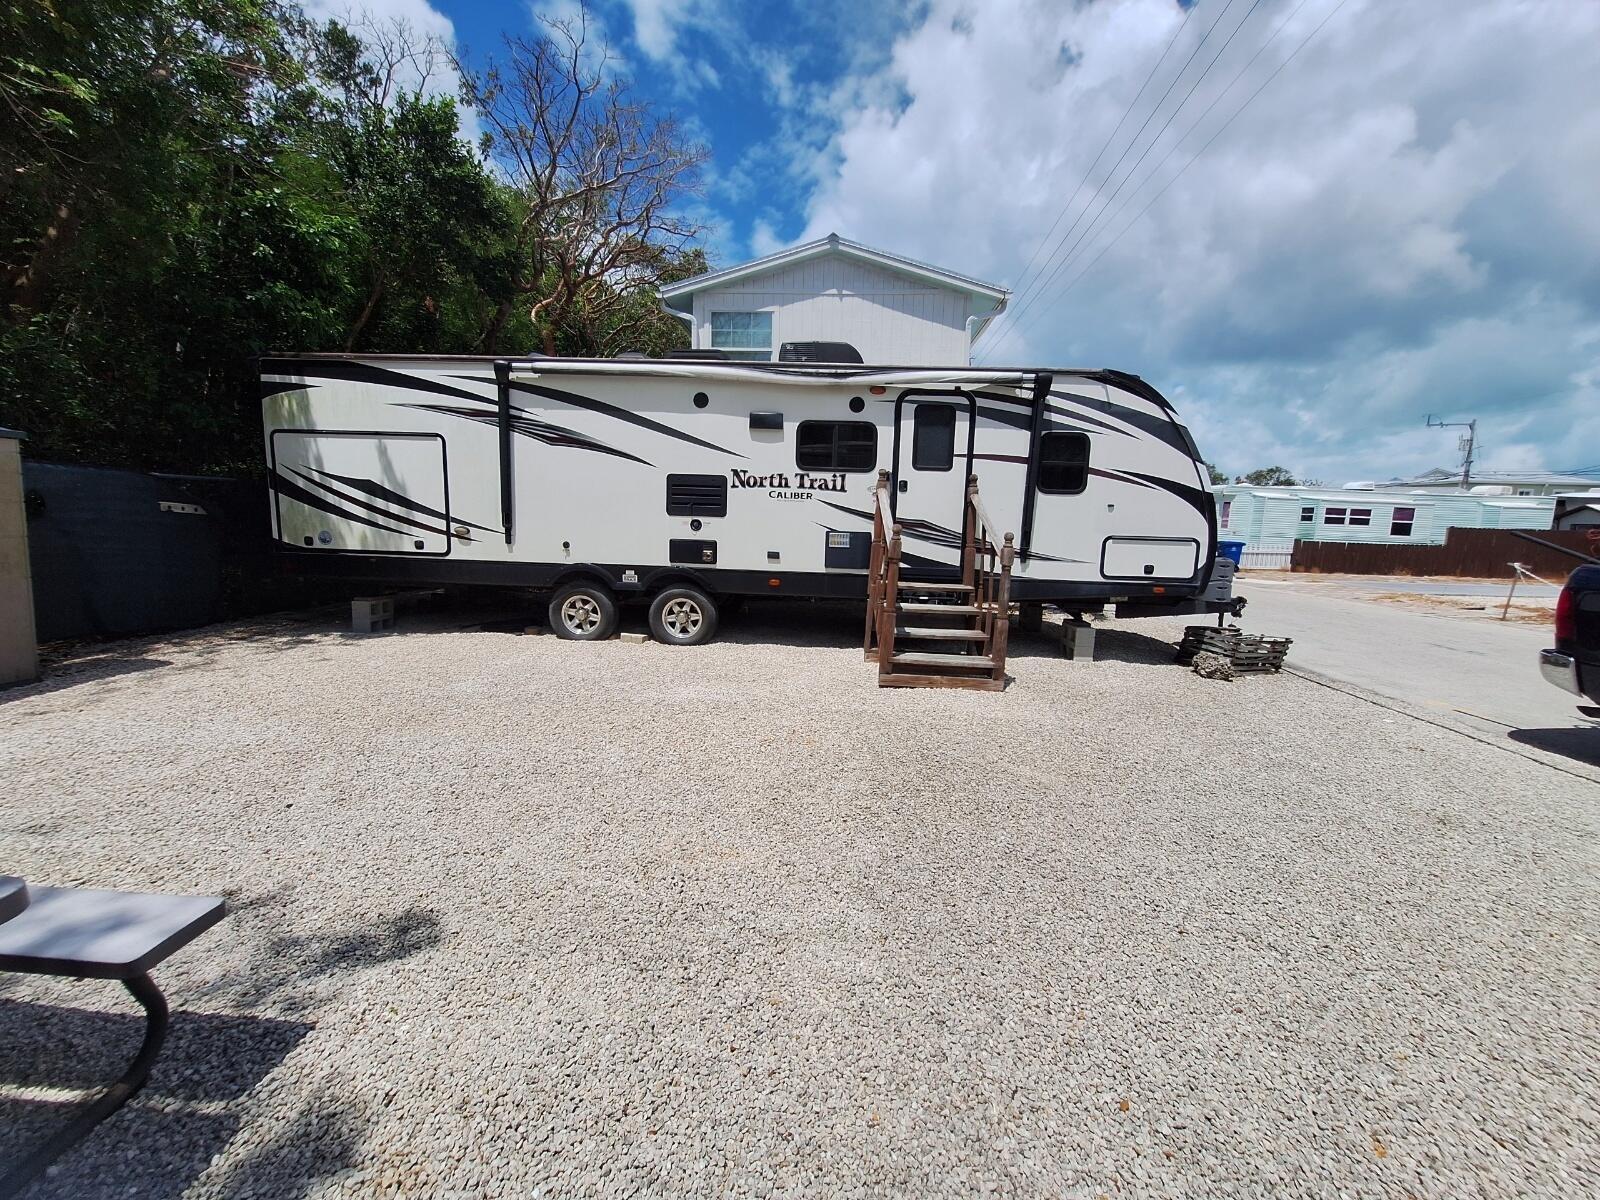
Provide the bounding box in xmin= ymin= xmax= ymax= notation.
xmin=0 ymin=972 xmax=169 ymax=1198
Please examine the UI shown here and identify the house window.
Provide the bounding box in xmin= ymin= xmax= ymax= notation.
xmin=1323 ymin=507 xmax=1347 ymax=526
xmin=1347 ymin=507 xmax=1372 ymax=526
xmin=911 ymin=404 xmax=956 ymax=471
xmin=1390 ymin=506 xmax=1416 ymax=537
xmin=709 ymin=311 xmax=773 ymax=361
xmin=1219 ymin=500 xmax=1232 ymax=528
xmin=1300 ymin=505 xmax=1315 ymax=522
xmin=1036 ymin=431 xmax=1090 ymax=494
xmin=795 ymin=421 xmax=877 ymax=472
xmin=1517 ymin=489 xmax=1533 ymax=496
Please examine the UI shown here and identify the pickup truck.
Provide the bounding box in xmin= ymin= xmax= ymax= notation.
xmin=1541 ymin=564 xmax=1600 ymax=705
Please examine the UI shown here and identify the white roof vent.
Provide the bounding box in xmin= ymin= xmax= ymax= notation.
xmin=1468 ymin=484 xmax=1515 ymax=495
xmin=1342 ymin=481 xmax=1377 ymax=490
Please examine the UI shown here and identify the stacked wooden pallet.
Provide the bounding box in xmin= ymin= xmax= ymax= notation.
xmin=1175 ymin=625 xmax=1292 ymax=673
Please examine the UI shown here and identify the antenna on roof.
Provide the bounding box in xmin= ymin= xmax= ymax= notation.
xmin=1425 ymin=414 xmax=1477 ymax=490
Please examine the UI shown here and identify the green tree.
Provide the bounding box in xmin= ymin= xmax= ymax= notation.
xmin=1237 ymin=466 xmax=1298 ymax=486
xmin=1203 ymin=461 xmax=1227 ymax=485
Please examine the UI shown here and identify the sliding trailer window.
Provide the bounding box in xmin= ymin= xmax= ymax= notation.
xmin=1036 ymin=431 xmax=1090 ymax=494
xmin=796 ymin=421 xmax=877 ymax=472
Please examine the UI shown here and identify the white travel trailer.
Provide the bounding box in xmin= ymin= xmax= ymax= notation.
xmin=260 ymin=353 xmax=1226 ymax=644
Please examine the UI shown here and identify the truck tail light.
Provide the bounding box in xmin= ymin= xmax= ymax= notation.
xmin=1554 ymin=583 xmax=1576 ymax=643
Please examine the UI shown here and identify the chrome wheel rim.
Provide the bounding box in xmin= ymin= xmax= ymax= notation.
xmin=561 ymin=595 xmax=602 ymax=634
xmin=662 ymin=598 xmax=702 ymax=639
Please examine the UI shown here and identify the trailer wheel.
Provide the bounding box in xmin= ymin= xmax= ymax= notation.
xmin=648 ymin=587 xmax=718 ymax=646
xmin=549 ymin=582 xmax=618 ymax=640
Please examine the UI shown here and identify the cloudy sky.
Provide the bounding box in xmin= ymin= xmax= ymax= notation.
xmin=323 ymin=0 xmax=1600 ymax=485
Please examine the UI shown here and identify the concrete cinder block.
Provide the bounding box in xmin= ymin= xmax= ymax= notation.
xmin=351 ymin=597 xmax=395 ymax=634
xmin=619 ymin=632 xmax=649 ymax=644
xmin=1061 ymin=618 xmax=1096 ymax=663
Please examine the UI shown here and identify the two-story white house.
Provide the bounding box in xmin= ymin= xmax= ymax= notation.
xmin=659 ymin=233 xmax=1009 ymax=366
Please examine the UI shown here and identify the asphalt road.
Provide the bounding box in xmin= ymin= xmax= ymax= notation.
xmin=1150 ymin=577 xmax=1600 ymax=778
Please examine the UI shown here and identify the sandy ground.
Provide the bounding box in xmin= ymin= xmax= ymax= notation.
xmin=2 ymin=600 xmax=1597 ymax=1199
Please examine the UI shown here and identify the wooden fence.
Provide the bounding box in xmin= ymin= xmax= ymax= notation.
xmin=1292 ymin=527 xmax=1600 ymax=579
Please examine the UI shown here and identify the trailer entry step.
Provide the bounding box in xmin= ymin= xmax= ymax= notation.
xmin=890 ymin=652 xmax=996 ymax=670
xmin=896 ymin=626 xmax=988 ymax=640
xmin=897 ymin=602 xmax=981 ymax=616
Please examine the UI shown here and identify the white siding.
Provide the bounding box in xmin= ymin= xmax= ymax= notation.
xmin=691 ymin=252 xmax=972 ymax=365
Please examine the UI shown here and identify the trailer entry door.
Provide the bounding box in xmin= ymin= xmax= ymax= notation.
xmin=271 ymin=431 xmax=452 ymax=556
xmin=893 ymin=394 xmax=973 ymax=566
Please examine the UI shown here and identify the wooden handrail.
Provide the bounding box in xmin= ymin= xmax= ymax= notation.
xmin=863 ymin=469 xmax=892 ymax=655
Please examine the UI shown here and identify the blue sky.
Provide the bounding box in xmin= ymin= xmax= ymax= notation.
xmin=318 ymin=0 xmax=1600 ymax=485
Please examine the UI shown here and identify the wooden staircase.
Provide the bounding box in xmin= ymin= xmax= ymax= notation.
xmin=863 ymin=470 xmax=1016 ymax=691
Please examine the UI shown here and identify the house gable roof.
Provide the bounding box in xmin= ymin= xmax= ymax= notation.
xmin=661 ymin=233 xmax=1008 ymax=306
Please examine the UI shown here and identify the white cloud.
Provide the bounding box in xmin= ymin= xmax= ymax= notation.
xmin=302 ymin=1 xmax=483 ymax=145
xmin=779 ymin=0 xmax=1600 ymax=481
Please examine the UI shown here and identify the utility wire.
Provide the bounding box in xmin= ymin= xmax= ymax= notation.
xmin=999 ymin=0 xmax=1352 ymax=352
xmin=997 ymin=0 xmax=1200 ymax=327
xmin=986 ymin=0 xmax=1242 ymax=356
xmin=992 ymin=0 xmax=1315 ymax=358
xmin=1005 ymin=0 xmax=1269 ymax=328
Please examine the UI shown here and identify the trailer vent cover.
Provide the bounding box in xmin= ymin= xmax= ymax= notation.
xmin=666 ymin=474 xmax=727 ymax=517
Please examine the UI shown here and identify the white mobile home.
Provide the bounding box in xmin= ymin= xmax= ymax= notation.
xmin=261 ymin=354 xmax=1224 ymax=647
xmin=1217 ymin=483 xmax=1555 ymax=558
xmin=658 ymin=234 xmax=1009 ymax=366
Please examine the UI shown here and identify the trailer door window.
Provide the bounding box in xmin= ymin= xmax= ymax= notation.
xmin=710 ymin=311 xmax=772 ymax=362
xmin=911 ymin=404 xmax=957 ymax=471
xmin=796 ymin=421 xmax=877 ymax=472
xmin=1036 ymin=431 xmax=1090 ymax=494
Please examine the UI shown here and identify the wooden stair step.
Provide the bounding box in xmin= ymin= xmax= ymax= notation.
xmin=890 ymin=651 xmax=996 ymax=670
xmin=896 ymin=626 xmax=988 ymax=641
xmin=897 ymin=580 xmax=973 ymax=592
xmin=897 ymin=602 xmax=981 ymax=616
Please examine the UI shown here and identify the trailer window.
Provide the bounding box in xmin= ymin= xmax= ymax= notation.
xmin=1324 ymin=507 xmax=1347 ymax=525
xmin=1347 ymin=507 xmax=1372 ymax=526
xmin=796 ymin=421 xmax=877 ymax=472
xmin=666 ymin=474 xmax=728 ymax=517
xmin=1390 ymin=506 xmax=1415 ymax=536
xmin=911 ymin=404 xmax=957 ymax=471
xmin=1036 ymin=431 xmax=1090 ymax=494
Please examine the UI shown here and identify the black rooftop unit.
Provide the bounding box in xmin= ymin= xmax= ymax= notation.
xmin=779 ymin=341 xmax=864 ymax=364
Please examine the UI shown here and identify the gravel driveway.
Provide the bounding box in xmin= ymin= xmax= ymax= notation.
xmin=2 ymin=601 xmax=1596 ymax=1199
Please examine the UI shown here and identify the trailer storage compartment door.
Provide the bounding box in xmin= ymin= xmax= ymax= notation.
xmin=1101 ymin=536 xmax=1200 ymax=581
xmin=271 ymin=431 xmax=451 ymax=555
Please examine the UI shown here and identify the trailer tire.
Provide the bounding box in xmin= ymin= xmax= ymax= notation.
xmin=648 ymin=587 xmax=718 ymax=646
xmin=549 ymin=582 xmax=618 ymax=640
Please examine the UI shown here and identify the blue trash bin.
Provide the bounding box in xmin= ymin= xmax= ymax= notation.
xmin=1217 ymin=540 xmax=1246 ymax=565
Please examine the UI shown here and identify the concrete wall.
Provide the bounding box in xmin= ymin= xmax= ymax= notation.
xmin=690 ymin=252 xmax=973 ymax=365
xmin=0 ymin=431 xmax=39 ymax=686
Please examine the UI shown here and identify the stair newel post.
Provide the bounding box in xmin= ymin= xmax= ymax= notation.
xmin=863 ymin=469 xmax=890 ymax=655
xmin=878 ymin=524 xmax=903 ymax=676
xmin=962 ymin=475 xmax=979 ymax=590
xmin=991 ymin=533 xmax=1015 ymax=681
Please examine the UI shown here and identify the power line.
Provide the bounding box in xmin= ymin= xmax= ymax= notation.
xmin=996 ymin=0 xmax=1352 ymax=356
xmin=979 ymin=0 xmax=1267 ymax=360
xmin=987 ymin=0 xmax=1243 ymax=354
xmin=1042 ymin=0 xmax=1320 ymax=307
xmin=997 ymin=0 xmax=1200 ymax=324
xmin=1003 ymin=0 xmax=1269 ymax=330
